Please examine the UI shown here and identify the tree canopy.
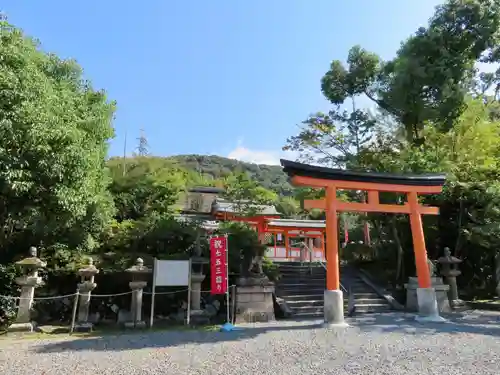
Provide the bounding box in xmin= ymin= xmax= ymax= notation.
xmin=0 ymin=19 xmax=115 ymax=267
xmin=284 ymin=0 xmax=500 ymax=296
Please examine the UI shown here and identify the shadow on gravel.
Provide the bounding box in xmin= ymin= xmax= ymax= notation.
xmin=353 ymin=311 xmax=500 ymax=338
xmin=33 ymin=321 xmax=325 ymax=353
xmin=34 ymin=311 xmax=500 ymax=353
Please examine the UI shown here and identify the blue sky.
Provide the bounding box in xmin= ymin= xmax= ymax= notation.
xmin=2 ymin=0 xmax=444 ymax=165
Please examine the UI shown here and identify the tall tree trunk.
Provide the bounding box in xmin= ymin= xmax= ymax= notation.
xmin=454 ymin=200 xmax=464 ymax=257
xmin=391 ymin=217 xmax=405 ymax=287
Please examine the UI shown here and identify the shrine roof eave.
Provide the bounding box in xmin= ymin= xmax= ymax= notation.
xmin=266 ymin=219 xmax=326 ymax=229
xmin=212 ymin=201 xmax=282 ymax=216
xmin=280 ymin=159 xmax=446 ymax=187
xmin=188 ymin=186 xmax=225 ymax=194
xmin=213 ymin=211 xmax=282 ymax=218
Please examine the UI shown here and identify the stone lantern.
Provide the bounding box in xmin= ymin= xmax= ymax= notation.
xmin=437 ymin=247 xmax=464 ymax=308
xmin=124 ymin=258 xmax=151 ymax=328
xmin=190 ymin=222 xmax=215 ymax=310
xmin=75 ymin=257 xmax=99 ymax=331
xmin=9 ymin=246 xmax=46 ymax=332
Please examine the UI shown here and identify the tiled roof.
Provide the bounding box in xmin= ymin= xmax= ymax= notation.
xmin=266 ymin=219 xmax=325 ymax=228
xmin=212 ymin=198 xmax=280 ymax=216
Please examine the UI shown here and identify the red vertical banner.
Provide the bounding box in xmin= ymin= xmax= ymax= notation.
xmin=210 ymin=236 xmax=228 ymax=295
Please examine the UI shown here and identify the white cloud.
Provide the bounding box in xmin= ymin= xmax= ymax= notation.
xmin=226 ymin=142 xmax=297 ymax=166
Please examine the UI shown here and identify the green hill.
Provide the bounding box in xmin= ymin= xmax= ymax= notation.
xmin=107 ymin=154 xmax=294 ymax=196
xmin=167 ymin=154 xmax=293 ymax=196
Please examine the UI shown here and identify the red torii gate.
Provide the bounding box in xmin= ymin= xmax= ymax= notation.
xmin=281 ymin=159 xmax=447 ymax=326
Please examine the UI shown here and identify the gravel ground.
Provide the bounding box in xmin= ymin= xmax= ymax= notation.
xmin=1 ymin=310 xmax=500 ymax=375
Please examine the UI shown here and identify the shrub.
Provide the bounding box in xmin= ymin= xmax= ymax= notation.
xmin=0 ymin=264 xmax=19 ymax=330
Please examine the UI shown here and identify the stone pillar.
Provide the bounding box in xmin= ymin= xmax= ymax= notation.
xmin=235 ymin=284 xmax=275 ymax=323
xmin=235 ymin=276 xmax=275 ymax=323
xmin=75 ymin=257 xmax=99 ymax=332
xmin=10 ymin=278 xmax=39 ymax=332
xmin=447 ymin=276 xmax=461 ymax=306
xmin=77 ymin=283 xmax=95 ymax=327
xmin=405 ymin=275 xmax=450 ymax=314
xmin=125 ymin=281 xmax=147 ymax=328
xmin=324 ymin=290 xmax=347 ymax=326
xmin=190 ymin=273 xmax=206 ymax=311
xmin=9 ymin=246 xmax=46 ymax=332
xmin=124 ymin=258 xmax=151 ymax=328
xmin=437 ymin=248 xmax=464 ymax=308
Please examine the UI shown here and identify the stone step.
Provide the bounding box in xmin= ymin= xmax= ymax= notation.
xmin=279 ymin=271 xmax=326 ymax=276
xmin=279 ymin=270 xmax=326 ymax=275
xmin=277 ymin=293 xmax=324 ymax=301
xmin=279 ymin=280 xmax=326 ymax=285
xmin=354 ymin=298 xmax=388 ymax=305
xmin=278 ymin=265 xmax=325 ymax=270
xmin=350 ymin=292 xmax=382 ymax=299
xmin=278 ymin=282 xmax=326 ymax=288
xmin=347 ymin=283 xmax=376 ymax=289
xmin=278 ymin=291 xmax=327 ymax=298
xmin=342 ymin=277 xmax=366 ymax=283
xmin=340 ymin=278 xmax=364 ymax=284
xmin=279 ymin=281 xmax=326 ymax=287
xmin=290 ymin=305 xmax=324 ymax=314
xmin=280 ymin=274 xmax=326 ymax=279
xmin=292 ymin=311 xmax=324 ymax=318
xmin=286 ymin=299 xmax=324 ymax=308
xmin=354 ymin=304 xmax=391 ymax=313
xmin=346 ymin=280 xmax=370 ymax=285
xmin=349 ymin=288 xmax=378 ymax=294
xmin=280 ymin=275 xmax=326 ymax=280
xmin=278 ymin=287 xmax=327 ymax=294
xmin=276 ymin=265 xmax=393 ymax=317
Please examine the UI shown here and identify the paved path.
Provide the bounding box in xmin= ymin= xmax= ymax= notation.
xmin=1 ymin=311 xmax=500 ymax=374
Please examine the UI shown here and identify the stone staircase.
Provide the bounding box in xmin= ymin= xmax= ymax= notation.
xmin=275 ymin=262 xmax=391 ymax=318
xmin=341 ymin=266 xmax=392 ymax=314
xmin=276 ymin=262 xmax=330 ymax=318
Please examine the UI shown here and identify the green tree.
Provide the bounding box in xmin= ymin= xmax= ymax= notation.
xmin=320 ymin=0 xmax=500 ymax=144
xmin=283 ymin=107 xmax=375 ymax=168
xmin=107 ymin=157 xmax=187 ymax=221
xmin=223 ymin=173 xmax=278 ymax=216
xmin=275 ymin=196 xmax=301 ymax=218
xmin=0 ymin=19 xmax=115 ymax=266
xmin=282 ymin=0 xmax=500 ymax=296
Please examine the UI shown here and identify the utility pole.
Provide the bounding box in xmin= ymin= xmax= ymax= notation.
xmin=136 ymin=128 xmax=149 ymax=157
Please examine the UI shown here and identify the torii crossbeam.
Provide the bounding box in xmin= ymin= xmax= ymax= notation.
xmin=280 ymin=159 xmax=447 ymax=326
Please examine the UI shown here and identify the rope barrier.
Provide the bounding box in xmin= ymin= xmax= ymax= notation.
xmin=143 ymin=288 xmax=189 ymax=295
xmin=0 ymin=286 xmax=235 ymax=301
xmin=0 ymin=292 xmax=77 ymax=301
xmin=92 ymin=291 xmax=134 ymax=298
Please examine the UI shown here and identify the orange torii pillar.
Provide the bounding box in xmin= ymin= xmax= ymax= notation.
xmin=280 ymin=159 xmax=447 ymax=326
